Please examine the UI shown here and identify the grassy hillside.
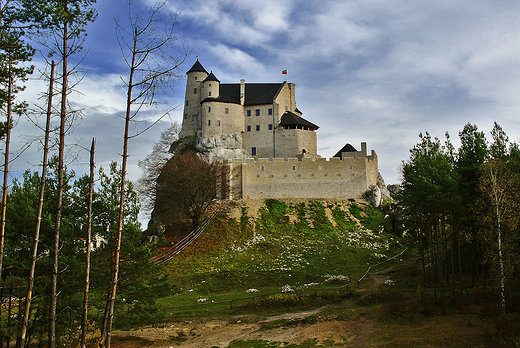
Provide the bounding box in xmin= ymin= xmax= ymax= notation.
xmin=154 ymin=199 xmax=403 ymax=313
xmin=112 ymin=199 xmax=520 ymax=347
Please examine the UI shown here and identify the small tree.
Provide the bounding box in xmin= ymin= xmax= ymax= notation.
xmin=154 ymin=153 xmax=224 ymax=230
xmin=137 ymin=122 xmax=180 ymax=219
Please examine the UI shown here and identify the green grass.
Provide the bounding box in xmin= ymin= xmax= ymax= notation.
xmin=151 ymin=199 xmax=402 ymax=320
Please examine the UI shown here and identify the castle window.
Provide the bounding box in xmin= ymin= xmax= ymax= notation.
xmin=208 ymin=107 xmax=211 ymax=113
xmin=208 ymin=120 xmax=211 ymax=126
xmin=291 ymin=165 xmax=296 ymax=171
xmin=260 ymin=165 xmax=265 ymax=171
xmin=268 ymin=124 xmax=273 ymax=130
xmin=247 ymin=110 xmax=251 ymax=116
xmin=247 ymin=126 xmax=251 ymax=132
xmin=225 ymin=108 xmax=229 ymax=114
xmin=256 ymin=125 xmax=260 ymax=131
xmin=251 ymin=147 xmax=257 ymax=156
xmin=217 ymin=120 xmax=221 ymax=126
xmin=349 ymin=165 xmax=353 ymax=170
xmin=255 ymin=109 xmax=260 ymax=116
xmin=209 ymin=91 xmax=212 ymax=96
xmin=268 ymin=108 xmax=273 ymax=115
xmin=195 ymin=77 xmax=197 ymax=80
xmin=194 ymin=88 xmax=197 ymax=94
xmin=184 ymin=114 xmax=187 ymax=119
xmin=186 ymin=100 xmax=188 ymax=106
xmin=209 ymin=83 xmax=211 ymax=87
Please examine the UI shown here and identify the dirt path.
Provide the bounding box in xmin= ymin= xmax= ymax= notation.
xmin=112 ymin=267 xmax=396 ymax=348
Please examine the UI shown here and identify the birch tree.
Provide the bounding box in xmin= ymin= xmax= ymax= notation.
xmin=477 ymin=159 xmax=518 ymax=315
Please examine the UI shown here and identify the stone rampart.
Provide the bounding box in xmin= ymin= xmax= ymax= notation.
xmin=225 ymin=150 xmax=378 ymax=200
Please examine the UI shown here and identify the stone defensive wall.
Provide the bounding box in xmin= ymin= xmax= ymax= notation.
xmin=225 ymin=149 xmax=378 ymax=200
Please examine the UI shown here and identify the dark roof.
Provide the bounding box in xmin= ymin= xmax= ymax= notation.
xmin=202 ymin=83 xmax=284 ymax=105
xmin=279 ymin=111 xmax=319 ymax=130
xmin=203 ymin=71 xmax=220 ymax=82
xmin=333 ymin=143 xmax=357 ymax=158
xmin=187 ymin=60 xmax=208 ymax=74
xmin=244 ymin=83 xmax=284 ymax=105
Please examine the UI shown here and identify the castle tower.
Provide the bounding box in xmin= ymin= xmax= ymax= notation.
xmin=180 ymin=59 xmax=208 ymax=138
xmin=202 ymin=71 xmax=220 ymax=99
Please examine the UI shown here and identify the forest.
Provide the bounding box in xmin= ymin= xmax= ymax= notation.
xmin=0 ymin=0 xmax=519 ymax=347
xmin=397 ymin=122 xmax=520 ymax=315
xmin=0 ymin=0 xmax=186 ymax=347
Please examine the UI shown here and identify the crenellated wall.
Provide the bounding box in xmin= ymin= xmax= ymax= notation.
xmin=225 ymin=145 xmax=378 ymax=200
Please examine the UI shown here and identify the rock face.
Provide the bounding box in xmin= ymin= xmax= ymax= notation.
xmin=363 ymin=172 xmax=392 ymax=207
xmin=363 ymin=184 xmax=382 ymax=206
xmin=196 ymin=132 xmax=252 ymax=161
xmin=170 ymin=132 xmax=252 ymax=161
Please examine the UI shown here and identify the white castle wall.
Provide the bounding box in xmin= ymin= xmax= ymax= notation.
xmin=274 ymin=128 xmax=318 ymax=159
xmin=226 ymin=147 xmax=378 ymax=200
xmin=201 ymin=101 xmax=244 ymax=140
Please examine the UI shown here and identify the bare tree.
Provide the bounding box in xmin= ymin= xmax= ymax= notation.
xmin=103 ymin=2 xmax=187 ymax=346
xmin=21 ymin=1 xmax=97 ymax=346
xmin=16 ymin=61 xmax=54 ymax=348
xmin=80 ymin=138 xmax=95 ymax=348
xmin=155 ymin=153 xmax=225 ymax=230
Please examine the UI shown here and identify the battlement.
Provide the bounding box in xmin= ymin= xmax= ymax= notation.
xmin=223 ymin=143 xmax=379 ymax=200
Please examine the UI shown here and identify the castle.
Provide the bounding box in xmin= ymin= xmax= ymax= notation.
xmin=179 ymin=60 xmax=381 ymax=201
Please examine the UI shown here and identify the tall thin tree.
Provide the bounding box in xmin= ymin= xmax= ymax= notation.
xmin=104 ymin=3 xmax=186 ymax=346
xmin=17 ymin=61 xmax=54 ymax=348
xmin=0 ymin=0 xmax=34 ymax=288
xmin=80 ymin=138 xmax=95 ymax=348
xmin=20 ymin=0 xmax=97 ymax=345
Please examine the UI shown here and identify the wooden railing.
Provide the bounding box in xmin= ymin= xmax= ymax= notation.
xmin=150 ymin=212 xmax=219 ymax=265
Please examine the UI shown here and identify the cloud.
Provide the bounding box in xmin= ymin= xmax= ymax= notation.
xmin=208 ymin=44 xmax=266 ymax=76
xmin=11 ymin=0 xmax=520 ymax=192
xmin=163 ymin=0 xmax=295 ymax=47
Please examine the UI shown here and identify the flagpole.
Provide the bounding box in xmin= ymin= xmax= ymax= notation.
xmin=282 ymin=69 xmax=288 ymax=82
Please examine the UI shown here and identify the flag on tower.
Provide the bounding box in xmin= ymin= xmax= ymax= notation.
xmin=282 ymin=69 xmax=287 ymax=75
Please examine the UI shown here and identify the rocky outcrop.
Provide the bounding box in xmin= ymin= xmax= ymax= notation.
xmin=170 ymin=132 xmax=252 ymax=161
xmin=363 ymin=185 xmax=382 ymax=206
xmin=363 ymin=172 xmax=392 ymax=207
xmin=197 ymin=132 xmax=251 ymax=161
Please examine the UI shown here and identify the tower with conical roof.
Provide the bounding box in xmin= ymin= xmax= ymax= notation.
xmin=180 ymin=59 xmax=208 ymax=138
xmin=202 ymin=71 xmax=220 ymax=99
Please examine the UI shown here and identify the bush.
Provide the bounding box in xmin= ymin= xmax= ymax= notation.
xmin=246 ymin=294 xmax=305 ymax=310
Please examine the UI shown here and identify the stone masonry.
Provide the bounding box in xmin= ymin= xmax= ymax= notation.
xmin=178 ymin=60 xmax=381 ymax=201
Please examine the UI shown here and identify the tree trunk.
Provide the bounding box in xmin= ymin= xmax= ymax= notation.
xmin=49 ymin=18 xmax=68 ymax=348
xmin=80 ymin=139 xmax=95 ymax=348
xmin=0 ymin=62 xmax=13 ymax=348
xmin=17 ymin=61 xmax=55 ymax=348
xmin=104 ymin=28 xmax=136 ymax=348
xmin=0 ymin=62 xmax=12 ymax=290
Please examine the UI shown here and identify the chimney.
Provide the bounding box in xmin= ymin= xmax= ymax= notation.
xmin=240 ymin=79 xmax=245 ymax=105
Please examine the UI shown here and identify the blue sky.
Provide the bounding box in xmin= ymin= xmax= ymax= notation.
xmin=13 ymin=0 xmax=520 ymax=206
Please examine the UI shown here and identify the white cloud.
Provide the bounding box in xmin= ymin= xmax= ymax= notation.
xmin=208 ymin=44 xmax=266 ymax=76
